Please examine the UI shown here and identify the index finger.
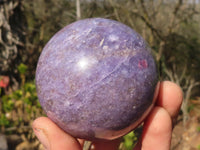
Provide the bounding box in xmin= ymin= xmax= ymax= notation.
xmin=156 ymin=81 xmax=183 ymax=119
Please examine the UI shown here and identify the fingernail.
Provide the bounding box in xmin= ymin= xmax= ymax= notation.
xmin=33 ymin=127 xmax=50 ymax=150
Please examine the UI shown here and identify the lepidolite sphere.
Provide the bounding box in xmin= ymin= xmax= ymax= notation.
xmin=36 ymin=18 xmax=158 ymax=140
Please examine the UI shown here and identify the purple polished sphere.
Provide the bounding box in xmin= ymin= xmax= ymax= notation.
xmin=36 ymin=18 xmax=158 ymax=140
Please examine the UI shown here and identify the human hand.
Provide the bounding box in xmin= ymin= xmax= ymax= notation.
xmin=32 ymin=81 xmax=182 ymax=150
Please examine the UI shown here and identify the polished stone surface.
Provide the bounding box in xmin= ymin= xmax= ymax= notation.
xmin=36 ymin=18 xmax=158 ymax=140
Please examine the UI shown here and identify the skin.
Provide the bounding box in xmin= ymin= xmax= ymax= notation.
xmin=32 ymin=81 xmax=183 ymax=150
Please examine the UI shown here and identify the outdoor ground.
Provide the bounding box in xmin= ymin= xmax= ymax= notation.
xmin=171 ymin=100 xmax=200 ymax=150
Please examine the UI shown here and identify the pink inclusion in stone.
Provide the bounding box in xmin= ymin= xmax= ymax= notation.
xmin=138 ymin=59 xmax=148 ymax=69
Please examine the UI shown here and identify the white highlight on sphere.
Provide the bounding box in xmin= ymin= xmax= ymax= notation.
xmin=77 ymin=56 xmax=98 ymax=70
xmin=77 ymin=58 xmax=89 ymax=70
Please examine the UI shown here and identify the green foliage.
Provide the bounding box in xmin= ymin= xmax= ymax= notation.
xmin=122 ymin=131 xmax=138 ymax=150
xmin=1 ymin=96 xmax=15 ymax=112
xmin=17 ymin=63 xmax=28 ymax=75
xmin=0 ymin=114 xmax=10 ymax=127
xmin=198 ymin=145 xmax=200 ymax=150
xmin=197 ymin=126 xmax=200 ymax=132
xmin=0 ymin=80 xmax=43 ymax=131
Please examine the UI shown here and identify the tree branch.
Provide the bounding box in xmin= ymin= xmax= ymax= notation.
xmin=168 ymin=0 xmax=183 ymax=33
xmin=131 ymin=10 xmax=163 ymax=40
xmin=76 ymin=0 xmax=81 ymax=20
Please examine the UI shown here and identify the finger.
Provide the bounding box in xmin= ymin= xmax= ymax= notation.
xmin=32 ymin=117 xmax=81 ymax=150
xmin=91 ymin=138 xmax=121 ymax=150
xmin=156 ymin=81 xmax=183 ymax=119
xmin=134 ymin=107 xmax=172 ymax=150
xmin=78 ymin=139 xmax=85 ymax=147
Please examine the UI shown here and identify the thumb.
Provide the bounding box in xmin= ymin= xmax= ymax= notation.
xmin=32 ymin=117 xmax=81 ymax=150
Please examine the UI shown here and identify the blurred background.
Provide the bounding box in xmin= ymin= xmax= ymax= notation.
xmin=0 ymin=0 xmax=200 ymax=149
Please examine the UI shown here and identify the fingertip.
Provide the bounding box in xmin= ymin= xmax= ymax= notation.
xmin=157 ymin=81 xmax=183 ymax=118
xmin=32 ymin=117 xmax=51 ymax=129
xmin=32 ymin=117 xmax=81 ymax=150
xmin=32 ymin=117 xmax=51 ymax=149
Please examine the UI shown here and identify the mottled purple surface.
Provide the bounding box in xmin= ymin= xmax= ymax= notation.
xmin=36 ymin=18 xmax=158 ymax=140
